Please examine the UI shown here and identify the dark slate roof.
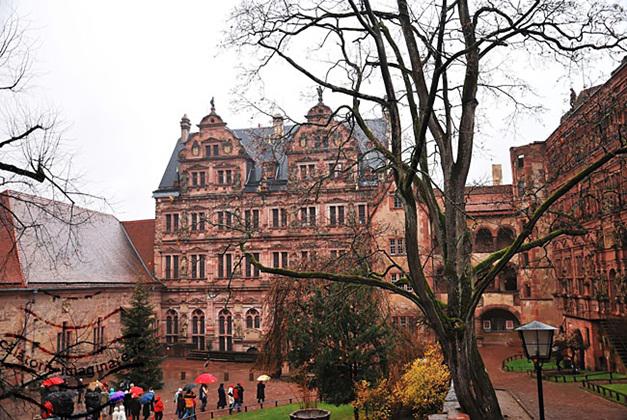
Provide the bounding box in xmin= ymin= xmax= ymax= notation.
xmin=155 ymin=118 xmax=388 ymax=194
xmin=0 ymin=191 xmax=154 ymax=286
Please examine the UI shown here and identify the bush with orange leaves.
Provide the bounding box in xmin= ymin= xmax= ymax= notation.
xmin=354 ymin=345 xmax=450 ymax=419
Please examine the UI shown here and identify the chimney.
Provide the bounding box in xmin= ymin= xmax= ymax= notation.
xmin=180 ymin=114 xmax=191 ymax=141
xmin=492 ymin=164 xmax=502 ymax=186
xmin=272 ymin=114 xmax=284 ymax=137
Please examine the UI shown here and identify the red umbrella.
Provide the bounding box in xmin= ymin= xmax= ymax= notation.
xmin=130 ymin=385 xmax=144 ymax=396
xmin=42 ymin=377 xmax=64 ymax=387
xmin=194 ymin=373 xmax=218 ymax=385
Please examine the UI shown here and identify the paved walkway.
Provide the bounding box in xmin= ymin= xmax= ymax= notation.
xmin=479 ymin=345 xmax=627 ymax=420
xmin=158 ymin=358 xmax=300 ymax=418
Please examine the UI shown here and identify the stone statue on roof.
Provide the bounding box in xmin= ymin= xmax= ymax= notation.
xmin=569 ymin=88 xmax=577 ymax=108
xmin=317 ymin=86 xmax=323 ymax=103
xmin=210 ymin=96 xmax=215 ymax=112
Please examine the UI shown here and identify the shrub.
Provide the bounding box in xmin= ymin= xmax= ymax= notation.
xmin=354 ymin=345 xmax=450 ymax=419
xmin=393 ymin=346 xmax=450 ymax=418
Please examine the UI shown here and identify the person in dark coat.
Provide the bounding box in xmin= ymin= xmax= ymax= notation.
xmin=199 ymin=384 xmax=208 ymax=412
xmin=124 ymin=391 xmax=132 ymax=418
xmin=217 ymin=383 xmax=227 ymax=410
xmin=176 ymin=389 xmax=186 ymax=419
xmin=142 ymin=399 xmax=152 ymax=420
xmin=85 ymin=390 xmax=102 ymax=420
xmin=236 ymin=383 xmax=244 ymax=405
xmin=256 ymin=381 xmax=266 ymax=404
xmin=128 ymin=395 xmax=141 ymax=420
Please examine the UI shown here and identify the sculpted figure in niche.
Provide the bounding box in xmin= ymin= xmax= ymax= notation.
xmin=180 ymin=315 xmax=189 ymax=340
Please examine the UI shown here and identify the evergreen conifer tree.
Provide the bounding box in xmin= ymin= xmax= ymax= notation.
xmin=119 ymin=285 xmax=163 ymax=389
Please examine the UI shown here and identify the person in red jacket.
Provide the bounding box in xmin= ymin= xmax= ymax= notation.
xmin=153 ymin=395 xmax=164 ymax=420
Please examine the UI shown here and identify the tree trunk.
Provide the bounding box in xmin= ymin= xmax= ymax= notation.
xmin=443 ymin=326 xmax=503 ymax=420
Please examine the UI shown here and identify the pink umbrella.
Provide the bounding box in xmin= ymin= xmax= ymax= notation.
xmin=194 ymin=373 xmax=218 ymax=384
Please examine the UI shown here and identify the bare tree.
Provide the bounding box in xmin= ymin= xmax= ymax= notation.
xmin=225 ymin=1 xmax=627 ymax=418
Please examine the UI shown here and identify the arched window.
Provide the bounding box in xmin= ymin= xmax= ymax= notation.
xmin=496 ymin=227 xmax=515 ymax=249
xmin=192 ymin=309 xmax=205 ymax=350
xmin=218 ymin=309 xmax=233 ymax=352
xmin=475 ymin=228 xmax=494 ymax=253
xmin=246 ymin=309 xmax=261 ymax=329
xmin=165 ymin=309 xmax=179 ymax=344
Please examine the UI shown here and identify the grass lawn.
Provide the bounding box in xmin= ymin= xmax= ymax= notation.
xmin=504 ymin=358 xmax=558 ymax=372
xmin=544 ymin=371 xmax=627 ymax=383
xmin=228 ymin=403 xmax=355 ymax=419
xmin=602 ymin=383 xmax=627 ymax=403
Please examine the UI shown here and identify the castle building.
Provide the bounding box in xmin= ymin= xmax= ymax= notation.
xmin=152 ymin=97 xmax=389 ymax=355
xmin=0 ymin=59 xmax=624 ymax=375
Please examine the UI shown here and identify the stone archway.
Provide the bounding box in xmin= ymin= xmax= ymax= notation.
xmin=479 ymin=306 xmax=521 ymax=333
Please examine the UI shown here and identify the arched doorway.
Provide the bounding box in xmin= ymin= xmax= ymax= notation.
xmin=480 ymin=308 xmax=520 ymax=332
xmin=218 ymin=309 xmax=233 ymax=352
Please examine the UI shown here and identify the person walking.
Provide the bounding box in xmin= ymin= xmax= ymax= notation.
xmin=153 ymin=395 xmax=164 ymax=420
xmin=256 ymin=381 xmax=265 ymax=404
xmin=199 ymin=384 xmax=208 ymax=412
xmin=217 ymin=384 xmax=227 ymax=410
xmin=128 ymin=395 xmax=141 ymax=420
xmin=232 ymin=384 xmax=241 ymax=412
xmin=175 ymin=388 xmax=185 ymax=419
xmin=236 ymin=383 xmax=244 ymax=406
xmin=227 ymin=385 xmax=235 ymax=415
xmin=141 ymin=399 xmax=151 ymax=420
xmin=183 ymin=390 xmax=197 ymax=420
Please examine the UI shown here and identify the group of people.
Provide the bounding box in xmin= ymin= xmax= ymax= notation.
xmin=172 ymin=381 xmax=267 ymax=418
xmin=39 ymin=381 xmax=165 ymax=420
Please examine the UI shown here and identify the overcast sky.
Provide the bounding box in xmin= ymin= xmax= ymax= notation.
xmin=11 ymin=0 xmax=625 ymax=220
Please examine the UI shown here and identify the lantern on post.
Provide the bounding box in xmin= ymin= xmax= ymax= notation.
xmin=516 ymin=320 xmax=557 ymax=420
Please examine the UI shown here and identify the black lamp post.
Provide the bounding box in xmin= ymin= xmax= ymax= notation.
xmin=516 ymin=321 xmax=557 ymax=420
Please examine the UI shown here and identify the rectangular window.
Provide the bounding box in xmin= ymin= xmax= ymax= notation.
xmin=206 ymin=145 xmax=212 ymax=157
xmin=192 ymin=171 xmax=198 ymax=187
xmin=391 ymin=273 xmax=399 ymax=283
xmin=328 ymin=162 xmax=343 ymax=179
xmin=173 ymin=255 xmax=179 ymax=278
xmin=218 ymin=254 xmax=233 ymax=278
xmin=190 ymin=255 xmax=206 ymax=279
xmin=245 ymin=209 xmax=260 ymax=229
xmin=217 ymin=211 xmax=233 ymax=229
xmin=300 ymin=207 xmax=317 ymax=226
xmin=328 ymin=205 xmax=345 ymax=226
xmin=165 ymin=255 xmax=179 ymax=279
xmin=483 ymin=320 xmax=492 ymax=331
xmin=165 ymin=213 xmax=179 ymax=232
xmin=226 ymin=170 xmax=232 ymax=184
xmin=272 ymin=251 xmax=289 ymax=268
xmin=191 ymin=212 xmax=205 ymax=231
xmin=393 ymin=193 xmax=403 ymax=209
xmin=505 ymin=320 xmax=515 ymax=330
xmin=358 ymin=204 xmax=367 ymax=225
xmin=213 ymin=144 xmax=219 ymax=156
xmin=218 ymin=170 xmax=224 ymax=184
xmin=191 ymin=171 xmax=206 ymax=187
xmin=245 ymin=253 xmax=260 ymax=278
xmin=517 ymin=154 xmax=524 ymax=169
xmin=271 ymin=208 xmax=288 ymax=228
xmin=390 ymin=238 xmax=406 ymax=255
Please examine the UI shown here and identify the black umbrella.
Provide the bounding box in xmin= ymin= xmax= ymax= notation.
xmin=183 ymin=383 xmax=196 ymax=391
xmin=45 ymin=390 xmax=75 ymax=417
